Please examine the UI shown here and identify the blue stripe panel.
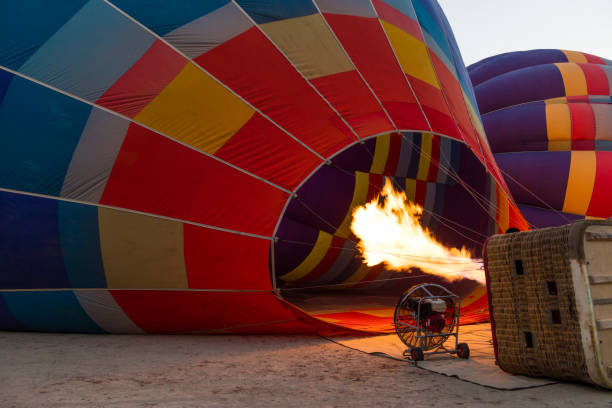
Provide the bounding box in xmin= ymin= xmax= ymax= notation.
xmin=0 ymin=76 xmax=91 ymax=196
xmin=381 ymin=0 xmax=418 ymax=20
xmin=482 ymin=101 xmax=547 ymax=154
xmin=411 ymin=0 xmax=451 ymax=61
xmin=3 ymin=291 xmax=105 ymax=333
xmin=0 ymin=295 xmax=28 ymax=331
xmin=111 ymin=0 xmax=229 ymax=37
xmin=19 ymin=0 xmax=156 ymax=101
xmin=432 ymin=182 xmax=446 ymax=232
xmin=58 ymin=201 xmax=106 ymax=288
xmin=595 ymin=141 xmax=612 ymax=151
xmin=405 ymin=133 xmax=422 ymax=179
xmin=0 ymin=0 xmax=87 ymax=70
xmin=474 ymin=64 xmax=565 ymax=115
xmin=468 ymin=49 xmax=568 ymax=87
xmin=235 ymin=0 xmax=317 ymax=24
xmin=420 ymin=0 xmax=478 ymax=111
xmin=0 ymin=191 xmax=69 ymax=289
xmin=448 ymin=139 xmax=460 ymax=187
xmin=396 ymin=133 xmax=415 ymax=177
xmin=0 ymin=69 xmax=14 ymax=107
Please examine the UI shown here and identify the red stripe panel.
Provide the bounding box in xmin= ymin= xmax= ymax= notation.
xmin=578 ymin=63 xmax=610 ymax=95
xmin=430 ymin=51 xmax=477 ymax=146
xmin=100 ymin=124 xmax=288 ymax=236
xmin=322 ymin=13 xmax=428 ymax=131
xmin=383 ymin=132 xmax=402 ymax=175
xmin=586 ymin=151 xmax=612 ymax=218
xmin=366 ymin=174 xmax=384 ymax=201
xmin=566 ymin=95 xmax=589 ymax=103
xmin=383 ymin=102 xmax=427 ymax=130
xmin=409 ymin=77 xmax=460 ymax=139
xmin=415 ymin=180 xmax=427 ymax=205
xmin=509 ymin=200 xmax=529 ymax=231
xmin=310 ymin=70 xmax=394 ymax=138
xmin=110 ymin=290 xmax=300 ymax=333
xmin=194 ymin=27 xmax=354 ymax=158
xmin=293 ymin=235 xmax=345 ymax=285
xmin=215 ymin=113 xmax=321 ymax=191
xmin=584 ymin=53 xmax=606 ymax=65
xmin=97 ymin=40 xmax=187 ymax=118
xmin=569 ymin=103 xmax=596 ymax=150
xmin=184 ymin=224 xmax=272 ymax=291
xmin=313 ymin=310 xmax=394 ymax=332
xmin=371 ymin=0 xmax=423 ymax=41
xmin=427 ymin=134 xmax=440 ymax=181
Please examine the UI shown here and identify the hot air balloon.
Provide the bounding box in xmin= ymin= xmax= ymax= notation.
xmin=469 ymin=49 xmax=612 ymax=228
xmin=0 ymin=0 xmax=524 ymax=334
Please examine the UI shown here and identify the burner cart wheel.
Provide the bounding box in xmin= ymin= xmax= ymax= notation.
xmin=456 ymin=343 xmax=470 ymax=359
xmin=410 ymin=347 xmax=424 ymax=361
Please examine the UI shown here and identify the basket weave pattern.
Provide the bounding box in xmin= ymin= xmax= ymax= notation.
xmin=486 ymin=225 xmax=590 ymax=381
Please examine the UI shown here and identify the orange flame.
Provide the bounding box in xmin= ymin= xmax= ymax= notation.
xmin=350 ymin=179 xmax=484 ymax=284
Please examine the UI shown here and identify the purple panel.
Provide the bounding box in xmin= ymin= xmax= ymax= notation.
xmin=437 ymin=146 xmax=490 ymax=254
xmin=482 ymin=101 xmax=547 ymax=154
xmin=495 ymin=151 xmax=571 ymax=210
xmin=468 ymin=49 xmax=568 ymax=87
xmin=331 ymin=140 xmax=375 ymax=173
xmin=519 ymin=204 xmax=583 ymax=228
xmin=474 ymin=64 xmax=565 ymax=115
xmin=274 ymin=218 xmax=319 ymax=275
xmin=283 ymin=165 xmax=356 ymax=234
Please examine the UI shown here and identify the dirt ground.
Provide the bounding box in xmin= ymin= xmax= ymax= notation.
xmin=1 ymin=332 xmax=610 ymax=407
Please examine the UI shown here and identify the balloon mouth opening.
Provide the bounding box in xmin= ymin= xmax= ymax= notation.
xmin=271 ymin=132 xmax=499 ymax=333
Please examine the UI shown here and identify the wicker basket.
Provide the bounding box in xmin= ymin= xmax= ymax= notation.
xmin=484 ymin=219 xmax=612 ymax=388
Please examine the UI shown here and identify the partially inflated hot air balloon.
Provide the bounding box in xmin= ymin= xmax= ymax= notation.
xmin=469 ymin=49 xmax=612 ymax=228
xmin=0 ymin=0 xmax=525 ymax=334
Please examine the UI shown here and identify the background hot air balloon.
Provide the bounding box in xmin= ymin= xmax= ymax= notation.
xmin=0 ymin=0 xmax=524 ymax=334
xmin=469 ymin=49 xmax=612 ymax=228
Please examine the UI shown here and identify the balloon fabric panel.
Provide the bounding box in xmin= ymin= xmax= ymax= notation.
xmin=0 ymin=0 xmax=525 ymax=333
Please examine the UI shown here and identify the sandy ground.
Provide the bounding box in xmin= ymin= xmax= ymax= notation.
xmin=1 ymin=332 xmax=611 ymax=408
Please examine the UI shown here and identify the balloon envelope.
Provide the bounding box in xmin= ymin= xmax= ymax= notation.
xmin=469 ymin=49 xmax=612 ymax=228
xmin=0 ymin=0 xmax=522 ymax=333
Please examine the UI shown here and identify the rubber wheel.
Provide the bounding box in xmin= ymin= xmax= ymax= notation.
xmin=410 ymin=347 xmax=424 ymax=361
xmin=456 ymin=343 xmax=470 ymax=359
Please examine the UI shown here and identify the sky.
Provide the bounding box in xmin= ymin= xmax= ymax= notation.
xmin=437 ymin=0 xmax=612 ymax=67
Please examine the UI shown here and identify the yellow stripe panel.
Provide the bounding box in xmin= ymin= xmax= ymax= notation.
xmin=98 ymin=208 xmax=188 ymax=289
xmin=460 ymin=285 xmax=487 ymax=308
xmin=544 ymin=97 xmax=569 ymax=105
xmin=380 ymin=20 xmax=440 ymax=89
xmin=546 ymin=103 xmax=572 ymax=151
xmin=280 ymin=230 xmax=333 ymax=282
xmin=261 ymin=14 xmax=354 ymax=80
xmin=336 ymin=171 xmax=370 ymax=238
xmin=405 ymin=178 xmax=417 ymax=202
xmin=135 ymin=63 xmax=254 ymax=154
xmin=561 ymin=50 xmax=588 ymax=63
xmin=497 ymin=187 xmax=509 ymax=233
xmin=416 ymin=133 xmax=432 ymax=180
xmin=555 ymin=63 xmax=588 ymax=97
xmin=369 ymin=133 xmax=390 ymax=174
xmin=562 ymin=151 xmax=596 ymax=215
xmin=463 ymin=91 xmax=485 ymax=138
xmin=342 ymin=263 xmax=370 ymax=285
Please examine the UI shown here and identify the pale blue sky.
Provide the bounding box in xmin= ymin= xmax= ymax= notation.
xmin=437 ymin=0 xmax=612 ymax=67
